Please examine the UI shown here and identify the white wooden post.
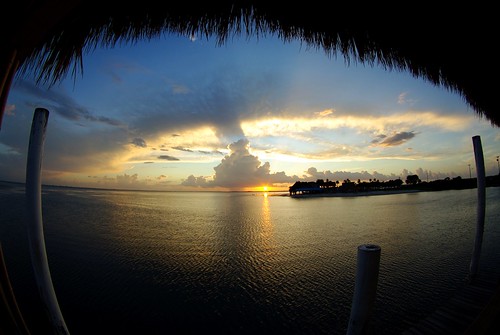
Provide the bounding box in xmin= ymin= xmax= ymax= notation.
xmin=347 ymin=244 xmax=381 ymax=335
xmin=468 ymin=135 xmax=486 ymax=281
xmin=26 ymin=108 xmax=70 ymax=334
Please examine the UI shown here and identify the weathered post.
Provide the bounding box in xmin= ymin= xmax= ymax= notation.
xmin=347 ymin=244 xmax=381 ymax=335
xmin=468 ymin=135 xmax=486 ymax=282
xmin=26 ymin=108 xmax=69 ymax=334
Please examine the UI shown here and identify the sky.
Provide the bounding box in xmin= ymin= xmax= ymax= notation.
xmin=1 ymin=33 xmax=500 ymax=192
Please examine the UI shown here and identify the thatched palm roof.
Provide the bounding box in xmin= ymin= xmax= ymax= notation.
xmin=1 ymin=2 xmax=497 ymax=127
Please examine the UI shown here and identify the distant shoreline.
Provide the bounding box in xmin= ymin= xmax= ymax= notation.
xmin=288 ymin=189 xmax=422 ymax=198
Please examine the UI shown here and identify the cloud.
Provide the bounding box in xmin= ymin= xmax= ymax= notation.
xmin=376 ymin=131 xmax=416 ymax=147
xmin=398 ymin=92 xmax=408 ymax=104
xmin=315 ymin=109 xmax=335 ymax=117
xmin=182 ymin=175 xmax=209 ymax=187
xmin=171 ymin=84 xmax=189 ymax=94
xmin=128 ymin=71 xmax=282 ymax=144
xmin=158 ymin=155 xmax=180 ymax=161
xmin=12 ymin=80 xmax=124 ymax=127
xmin=210 ymin=139 xmax=271 ymax=188
xmin=303 ymin=167 xmax=400 ymax=182
xmin=398 ymin=92 xmax=417 ymax=105
xmin=104 ymin=61 xmax=150 ymax=84
xmin=371 ymin=134 xmax=387 ymax=144
xmin=172 ymin=146 xmax=193 ymax=152
xmin=131 ymin=137 xmax=147 ymax=147
xmin=242 ymin=111 xmax=473 ymax=139
xmin=116 ymin=173 xmax=140 ymax=185
xmin=181 ymin=139 xmax=295 ymax=189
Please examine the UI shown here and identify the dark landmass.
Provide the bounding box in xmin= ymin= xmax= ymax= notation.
xmin=289 ymin=175 xmax=500 ymax=197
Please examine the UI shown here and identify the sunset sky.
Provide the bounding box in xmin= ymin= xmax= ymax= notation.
xmin=1 ymin=33 xmax=499 ymax=191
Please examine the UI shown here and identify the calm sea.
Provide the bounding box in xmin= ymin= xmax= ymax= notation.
xmin=1 ymin=183 xmax=499 ymax=334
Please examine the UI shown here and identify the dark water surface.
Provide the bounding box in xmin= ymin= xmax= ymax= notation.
xmin=1 ymin=183 xmax=499 ymax=334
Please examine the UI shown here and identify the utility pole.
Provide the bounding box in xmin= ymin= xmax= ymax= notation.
xmin=468 ymin=164 xmax=472 ymax=179
xmin=497 ymin=156 xmax=499 ymax=175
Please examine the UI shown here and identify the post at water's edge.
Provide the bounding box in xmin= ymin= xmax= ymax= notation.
xmin=347 ymin=244 xmax=381 ymax=335
xmin=468 ymin=135 xmax=486 ymax=282
xmin=26 ymin=108 xmax=70 ymax=334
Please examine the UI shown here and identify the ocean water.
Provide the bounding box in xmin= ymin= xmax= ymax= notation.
xmin=1 ymin=183 xmax=499 ymax=334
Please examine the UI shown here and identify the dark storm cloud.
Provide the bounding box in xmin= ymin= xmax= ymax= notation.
xmin=13 ymin=80 xmax=123 ymax=127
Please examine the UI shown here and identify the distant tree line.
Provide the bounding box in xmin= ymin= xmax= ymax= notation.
xmin=289 ymin=177 xmax=404 ymax=195
xmin=289 ymin=174 xmax=500 ymax=196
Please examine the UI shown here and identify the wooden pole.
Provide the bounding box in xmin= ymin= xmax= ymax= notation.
xmin=347 ymin=244 xmax=381 ymax=335
xmin=468 ymin=135 xmax=486 ymax=281
xmin=26 ymin=108 xmax=69 ymax=334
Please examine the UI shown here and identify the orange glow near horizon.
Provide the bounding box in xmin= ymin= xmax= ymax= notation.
xmin=243 ymin=185 xmax=289 ymax=193
xmin=254 ymin=185 xmax=288 ymax=193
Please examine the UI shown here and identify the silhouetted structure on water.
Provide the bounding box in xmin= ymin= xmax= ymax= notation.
xmin=289 ymin=175 xmax=500 ymax=196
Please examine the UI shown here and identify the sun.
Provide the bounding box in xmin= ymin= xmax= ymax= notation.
xmin=263 ymin=186 xmax=268 ymax=192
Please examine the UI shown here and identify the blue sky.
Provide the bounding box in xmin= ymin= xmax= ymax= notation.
xmin=1 ymin=33 xmax=499 ymax=191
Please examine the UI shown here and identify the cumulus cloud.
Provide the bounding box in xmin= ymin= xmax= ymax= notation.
xmin=182 ymin=175 xmax=209 ymax=187
xmin=181 ymin=139 xmax=294 ymax=189
xmin=210 ymin=139 xmax=272 ymax=188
